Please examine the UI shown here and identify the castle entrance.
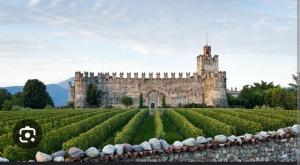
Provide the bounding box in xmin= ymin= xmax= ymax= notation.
xmin=150 ymin=103 xmax=155 ymax=109
xmin=146 ymin=90 xmax=164 ymax=110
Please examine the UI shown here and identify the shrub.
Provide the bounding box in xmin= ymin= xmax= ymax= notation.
xmin=62 ymin=110 xmax=138 ymax=150
xmin=154 ymin=110 xmax=165 ymax=138
xmin=164 ymin=110 xmax=202 ymax=138
xmin=195 ymin=110 xmax=262 ymax=135
xmin=176 ymin=109 xmax=233 ymax=137
xmin=114 ymin=110 xmax=147 ymax=144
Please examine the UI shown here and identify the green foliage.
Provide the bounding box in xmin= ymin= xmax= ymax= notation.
xmin=23 ymin=79 xmax=54 ymax=109
xmin=41 ymin=110 xmax=121 ymax=153
xmin=132 ymin=114 xmax=155 ymax=144
xmin=62 ymin=110 xmax=138 ymax=150
xmin=196 ymin=109 xmax=262 ymax=135
xmin=154 ymin=110 xmax=165 ymax=138
xmin=176 ymin=109 xmax=233 ymax=137
xmin=162 ymin=95 xmax=166 ymax=108
xmin=265 ymin=87 xmax=296 ymax=110
xmin=139 ymin=93 xmax=144 ymax=108
xmin=11 ymin=92 xmax=24 ymax=107
xmin=219 ymin=110 xmax=285 ymax=131
xmin=2 ymin=100 xmax=12 ymax=111
xmin=86 ymin=84 xmax=102 ymax=107
xmin=162 ymin=115 xmax=183 ymax=143
xmin=164 ymin=110 xmax=202 ymax=138
xmin=0 ymin=88 xmax=12 ymax=110
xmin=2 ymin=145 xmax=34 ymax=161
xmin=121 ymin=96 xmax=133 ymax=108
xmin=114 ymin=110 xmax=147 ymax=144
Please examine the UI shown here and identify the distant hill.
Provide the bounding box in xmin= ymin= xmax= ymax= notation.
xmin=2 ymin=78 xmax=74 ymax=107
xmin=57 ymin=77 xmax=75 ymax=89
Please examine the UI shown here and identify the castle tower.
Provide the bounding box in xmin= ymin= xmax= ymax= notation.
xmin=196 ymin=45 xmax=219 ymax=75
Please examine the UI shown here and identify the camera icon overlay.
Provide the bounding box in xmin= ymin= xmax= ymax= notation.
xmin=13 ymin=119 xmax=42 ymax=149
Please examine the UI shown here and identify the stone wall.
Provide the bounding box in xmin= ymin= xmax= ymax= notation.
xmin=130 ymin=138 xmax=297 ymax=162
xmin=69 ymin=71 xmax=227 ymax=108
xmin=68 ymin=45 xmax=228 ymax=108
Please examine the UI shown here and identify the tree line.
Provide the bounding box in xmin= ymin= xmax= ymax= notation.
xmin=227 ymin=74 xmax=298 ymax=110
xmin=0 ymin=79 xmax=54 ymax=111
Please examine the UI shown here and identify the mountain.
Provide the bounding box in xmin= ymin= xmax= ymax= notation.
xmin=2 ymin=80 xmax=72 ymax=107
xmin=57 ymin=77 xmax=75 ymax=89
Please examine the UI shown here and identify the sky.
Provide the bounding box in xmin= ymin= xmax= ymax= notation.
xmin=0 ymin=0 xmax=297 ymax=90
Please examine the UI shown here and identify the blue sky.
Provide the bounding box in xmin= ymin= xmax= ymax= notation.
xmin=0 ymin=0 xmax=297 ymax=89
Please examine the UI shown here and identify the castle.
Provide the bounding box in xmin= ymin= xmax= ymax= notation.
xmin=68 ymin=45 xmax=228 ymax=108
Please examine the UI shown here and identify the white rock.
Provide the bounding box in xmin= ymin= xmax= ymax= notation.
xmin=214 ymin=135 xmax=227 ymax=143
xmin=68 ymin=147 xmax=85 ymax=158
xmin=292 ymin=124 xmax=300 ymax=134
xmin=228 ymin=135 xmax=237 ymax=142
xmin=276 ymin=128 xmax=285 ymax=137
xmin=102 ymin=144 xmax=115 ymax=155
xmin=51 ymin=150 xmax=65 ymax=158
xmin=114 ymin=144 xmax=124 ymax=155
xmin=85 ymin=147 xmax=99 ymax=158
xmin=149 ymin=138 xmax=161 ymax=150
xmin=173 ymin=141 xmax=183 ymax=149
xmin=196 ymin=136 xmax=208 ymax=144
xmin=255 ymin=131 xmax=268 ymax=140
xmin=36 ymin=151 xmax=52 ymax=162
xmin=159 ymin=139 xmax=170 ymax=151
xmin=53 ymin=156 xmax=64 ymax=162
xmin=236 ymin=136 xmax=242 ymax=144
xmin=206 ymin=137 xmax=213 ymax=142
xmin=267 ymin=131 xmax=276 ymax=137
xmin=182 ymin=138 xmax=197 ymax=147
xmin=0 ymin=157 xmax=9 ymax=162
xmin=244 ymin=133 xmax=253 ymax=141
xmin=140 ymin=141 xmax=152 ymax=151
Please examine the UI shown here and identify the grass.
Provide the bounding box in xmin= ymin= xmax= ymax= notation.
xmin=132 ymin=113 xmax=155 ymax=144
xmin=162 ymin=114 xmax=184 ymax=143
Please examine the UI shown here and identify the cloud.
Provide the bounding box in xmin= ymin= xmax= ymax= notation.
xmin=28 ymin=0 xmax=40 ymax=7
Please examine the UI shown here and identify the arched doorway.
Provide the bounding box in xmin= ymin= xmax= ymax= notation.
xmin=146 ymin=90 xmax=164 ymax=109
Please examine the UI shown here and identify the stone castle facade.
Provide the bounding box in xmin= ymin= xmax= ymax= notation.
xmin=68 ymin=45 xmax=228 ymax=108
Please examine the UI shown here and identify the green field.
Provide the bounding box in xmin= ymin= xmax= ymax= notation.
xmin=0 ymin=108 xmax=297 ymax=161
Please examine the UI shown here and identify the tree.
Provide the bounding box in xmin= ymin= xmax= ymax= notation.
xmin=162 ymin=95 xmax=166 ymax=108
xmin=139 ymin=93 xmax=144 ymax=108
xmin=11 ymin=92 xmax=24 ymax=107
xmin=23 ymin=79 xmax=54 ymax=109
xmin=0 ymin=88 xmax=12 ymax=110
xmin=288 ymin=74 xmax=298 ymax=91
xmin=239 ymin=81 xmax=277 ymax=109
xmin=121 ymin=96 xmax=133 ymax=108
xmin=86 ymin=84 xmax=102 ymax=107
xmin=3 ymin=100 xmax=12 ymax=111
xmin=265 ymin=87 xmax=296 ymax=110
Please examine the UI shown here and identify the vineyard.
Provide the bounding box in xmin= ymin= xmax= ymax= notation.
xmin=0 ymin=108 xmax=297 ymax=161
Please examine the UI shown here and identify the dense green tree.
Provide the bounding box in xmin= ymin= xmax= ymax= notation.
xmin=3 ymin=99 xmax=12 ymax=111
xmin=265 ymin=87 xmax=296 ymax=110
xmin=0 ymin=88 xmax=12 ymax=110
xmin=162 ymin=95 xmax=166 ymax=108
xmin=86 ymin=84 xmax=102 ymax=107
xmin=139 ymin=93 xmax=144 ymax=108
xmin=11 ymin=92 xmax=24 ymax=107
xmin=239 ymin=81 xmax=276 ymax=109
xmin=23 ymin=79 xmax=54 ymax=109
xmin=227 ymin=93 xmax=241 ymax=107
xmin=121 ymin=96 xmax=133 ymax=108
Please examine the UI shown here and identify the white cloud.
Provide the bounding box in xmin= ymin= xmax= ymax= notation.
xmin=28 ymin=0 xmax=40 ymax=7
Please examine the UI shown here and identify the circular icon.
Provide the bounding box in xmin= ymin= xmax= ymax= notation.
xmin=13 ymin=119 xmax=42 ymax=149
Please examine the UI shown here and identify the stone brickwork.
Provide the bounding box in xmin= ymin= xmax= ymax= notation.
xmin=68 ymin=45 xmax=228 ymax=108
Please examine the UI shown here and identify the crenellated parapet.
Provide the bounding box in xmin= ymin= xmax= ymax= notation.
xmin=74 ymin=71 xmax=204 ymax=80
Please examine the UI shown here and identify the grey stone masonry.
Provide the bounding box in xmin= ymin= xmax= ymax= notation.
xmin=68 ymin=45 xmax=228 ymax=108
